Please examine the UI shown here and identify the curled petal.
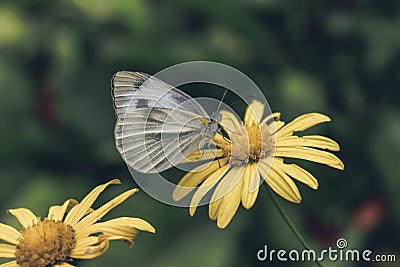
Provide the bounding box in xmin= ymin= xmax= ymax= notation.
xmin=48 ymin=199 xmax=79 ymax=222
xmin=70 ymin=234 xmax=109 ymax=259
xmin=7 ymin=208 xmax=38 ymax=228
xmin=76 ymin=217 xmax=155 ymax=239
xmin=74 ymin=189 xmax=138 ymax=231
xmin=65 ymin=179 xmax=121 ymax=226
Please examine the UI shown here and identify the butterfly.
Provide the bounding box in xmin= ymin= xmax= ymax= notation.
xmin=112 ymin=71 xmax=221 ymax=173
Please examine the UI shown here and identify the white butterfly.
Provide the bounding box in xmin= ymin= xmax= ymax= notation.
xmin=112 ymin=71 xmax=221 ymax=173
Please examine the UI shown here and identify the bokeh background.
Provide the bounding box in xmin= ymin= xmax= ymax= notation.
xmin=0 ymin=1 xmax=399 ymax=267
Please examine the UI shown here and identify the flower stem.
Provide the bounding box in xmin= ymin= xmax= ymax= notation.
xmin=266 ymin=186 xmax=324 ymax=267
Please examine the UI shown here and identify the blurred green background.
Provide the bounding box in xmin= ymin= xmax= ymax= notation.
xmin=0 ymin=1 xmax=399 ymax=267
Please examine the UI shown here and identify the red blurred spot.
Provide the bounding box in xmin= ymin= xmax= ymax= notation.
xmin=351 ymin=197 xmax=386 ymax=233
xmin=304 ymin=211 xmax=341 ymax=245
xmin=36 ymin=89 xmax=57 ymax=125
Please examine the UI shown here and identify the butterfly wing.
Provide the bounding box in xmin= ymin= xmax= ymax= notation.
xmin=112 ymin=71 xmax=209 ymax=118
xmin=112 ymin=71 xmax=216 ymax=173
xmin=115 ymin=107 xmax=211 ymax=173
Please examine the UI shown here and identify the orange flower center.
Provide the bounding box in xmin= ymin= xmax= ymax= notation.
xmin=15 ymin=218 xmax=75 ymax=267
xmin=221 ymin=122 xmax=274 ymax=166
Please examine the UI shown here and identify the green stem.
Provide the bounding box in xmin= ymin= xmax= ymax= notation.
xmin=267 ymin=186 xmax=324 ymax=267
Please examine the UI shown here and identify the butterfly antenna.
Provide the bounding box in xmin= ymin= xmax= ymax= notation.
xmin=216 ymin=88 xmax=228 ymax=113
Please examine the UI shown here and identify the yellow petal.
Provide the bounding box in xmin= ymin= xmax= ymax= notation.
xmin=48 ymin=199 xmax=79 ymax=221
xmin=55 ymin=262 xmax=75 ymax=267
xmin=208 ymin=196 xmax=223 ymax=221
xmin=276 ymin=135 xmax=340 ymax=151
xmin=0 ymin=244 xmax=16 ymax=258
xmin=210 ymin=166 xmax=246 ymax=205
xmin=208 ymin=168 xmax=242 ymax=220
xmin=70 ymin=234 xmax=109 ymax=259
xmin=275 ymin=146 xmax=344 ymax=170
xmin=7 ymin=208 xmax=38 ymax=228
xmin=212 ymin=133 xmax=230 ymax=147
xmin=64 ymin=179 xmax=121 ymax=226
xmin=241 ymin=164 xmax=260 ymax=209
xmin=0 ymin=223 xmax=21 ymax=244
xmin=76 ymin=217 xmax=155 ymax=239
xmin=173 ymin=158 xmax=228 ymax=201
xmin=0 ymin=261 xmax=18 ymax=267
xmin=74 ymin=236 xmax=104 ymax=248
xmin=259 ymin=160 xmax=302 ymax=203
xmin=216 ymin=172 xmax=245 ymax=229
xmin=272 ymin=120 xmax=285 ymax=133
xmin=276 ymin=113 xmax=331 ymax=138
xmin=244 ymin=100 xmax=265 ymax=126
xmin=260 ymin=112 xmax=281 ymax=126
xmin=219 ymin=110 xmax=242 ymax=135
xmin=182 ymin=149 xmax=224 ymax=163
xmin=74 ymin=189 xmax=138 ymax=231
xmin=189 ymin=164 xmax=230 ymax=216
xmin=274 ymin=161 xmax=318 ymax=189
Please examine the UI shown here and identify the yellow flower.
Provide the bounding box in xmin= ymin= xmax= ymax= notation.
xmin=0 ymin=179 xmax=155 ymax=267
xmin=173 ymin=100 xmax=344 ymax=229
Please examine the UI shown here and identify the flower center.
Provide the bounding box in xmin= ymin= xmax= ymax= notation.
xmin=15 ymin=218 xmax=75 ymax=267
xmin=222 ymin=122 xmax=274 ymax=166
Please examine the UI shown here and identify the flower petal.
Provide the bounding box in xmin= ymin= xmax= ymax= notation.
xmin=182 ymin=149 xmax=224 ymax=163
xmin=274 ymin=161 xmax=318 ymax=189
xmin=212 ymin=133 xmax=230 ymax=147
xmin=55 ymin=263 xmax=75 ymax=267
xmin=276 ymin=113 xmax=331 ymax=138
xmin=208 ymin=196 xmax=223 ymax=221
xmin=259 ymin=160 xmax=302 ymax=203
xmin=0 ymin=261 xmax=18 ymax=267
xmin=189 ymin=164 xmax=230 ymax=216
xmin=275 ymin=146 xmax=344 ymax=170
xmin=70 ymin=234 xmax=109 ymax=259
xmin=276 ymin=135 xmax=340 ymax=151
xmin=260 ymin=112 xmax=281 ymax=126
xmin=48 ymin=199 xmax=79 ymax=221
xmin=77 ymin=217 xmax=154 ymax=248
xmin=216 ymin=170 xmax=245 ymax=229
xmin=64 ymin=179 xmax=121 ymax=226
xmin=7 ymin=208 xmax=38 ymax=228
xmin=210 ymin=166 xmax=246 ymax=208
xmin=76 ymin=217 xmax=155 ymax=239
xmin=173 ymin=158 xmax=228 ymax=201
xmin=0 ymin=244 xmax=16 ymax=258
xmin=241 ymin=163 xmax=260 ymax=209
xmin=0 ymin=223 xmax=21 ymax=244
xmin=219 ymin=110 xmax=242 ymax=134
xmin=208 ymin=167 xmax=242 ymax=220
xmin=244 ymin=100 xmax=265 ymax=126
xmin=74 ymin=189 xmax=138 ymax=232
